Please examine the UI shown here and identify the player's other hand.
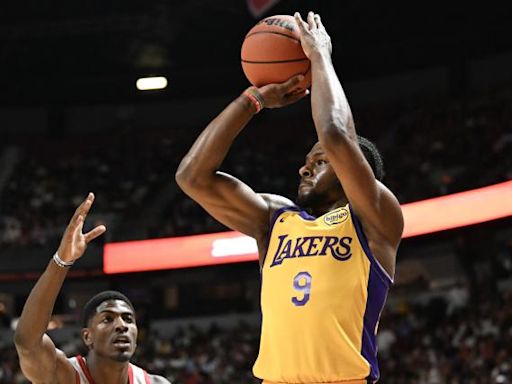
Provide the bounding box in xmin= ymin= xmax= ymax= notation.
xmin=294 ymin=12 xmax=332 ymax=60
xmin=56 ymin=192 xmax=106 ymax=264
xmin=258 ymin=75 xmax=309 ymax=109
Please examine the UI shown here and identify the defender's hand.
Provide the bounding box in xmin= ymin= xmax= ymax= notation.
xmin=257 ymin=75 xmax=309 ymax=109
xmin=56 ymin=193 xmax=106 ymax=264
xmin=294 ymin=12 xmax=332 ymax=60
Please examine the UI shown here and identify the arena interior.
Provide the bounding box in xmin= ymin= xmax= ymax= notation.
xmin=1 ymin=1 xmax=512 ymax=383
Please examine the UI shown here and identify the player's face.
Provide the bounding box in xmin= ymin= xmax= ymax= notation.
xmin=297 ymin=142 xmax=344 ymax=209
xmin=84 ymin=300 xmax=137 ymax=362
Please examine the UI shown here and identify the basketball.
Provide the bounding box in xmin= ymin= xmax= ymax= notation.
xmin=241 ymin=15 xmax=311 ymax=90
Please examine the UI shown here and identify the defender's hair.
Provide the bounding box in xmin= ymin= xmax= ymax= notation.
xmin=82 ymin=290 xmax=134 ymax=327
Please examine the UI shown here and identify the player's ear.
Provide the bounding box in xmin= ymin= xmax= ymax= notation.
xmin=81 ymin=327 xmax=93 ymax=348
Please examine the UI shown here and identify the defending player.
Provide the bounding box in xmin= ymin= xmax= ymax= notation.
xmin=176 ymin=12 xmax=403 ymax=383
xmin=14 ymin=193 xmax=170 ymax=384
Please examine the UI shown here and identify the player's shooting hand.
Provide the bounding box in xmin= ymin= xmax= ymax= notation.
xmin=257 ymin=75 xmax=309 ymax=109
xmin=56 ymin=193 xmax=106 ymax=264
xmin=294 ymin=12 xmax=332 ymax=60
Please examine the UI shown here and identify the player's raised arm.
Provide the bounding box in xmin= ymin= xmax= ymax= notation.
xmin=295 ymin=12 xmax=403 ymax=275
xmin=14 ymin=193 xmax=106 ymax=383
xmin=175 ymin=76 xmax=307 ymax=240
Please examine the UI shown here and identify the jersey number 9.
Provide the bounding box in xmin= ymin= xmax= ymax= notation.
xmin=292 ymin=271 xmax=312 ymax=306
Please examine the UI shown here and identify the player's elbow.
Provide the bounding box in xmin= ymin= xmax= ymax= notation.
xmin=14 ymin=330 xmax=34 ymax=352
xmin=175 ymin=166 xmax=193 ymax=193
xmin=175 ymin=155 xmax=194 ymax=186
xmin=317 ymin=115 xmax=353 ymax=145
xmin=14 ymin=328 xmax=24 ymax=346
xmin=318 ymin=122 xmax=354 ymax=153
xmin=175 ymin=160 xmax=208 ymax=195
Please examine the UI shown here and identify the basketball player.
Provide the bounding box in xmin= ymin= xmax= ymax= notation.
xmin=14 ymin=193 xmax=170 ymax=384
xmin=176 ymin=11 xmax=403 ymax=384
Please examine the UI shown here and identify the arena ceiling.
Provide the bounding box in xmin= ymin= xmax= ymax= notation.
xmin=0 ymin=0 xmax=510 ymax=105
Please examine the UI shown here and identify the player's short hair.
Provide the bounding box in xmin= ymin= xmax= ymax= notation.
xmin=357 ymin=135 xmax=384 ymax=181
xmin=82 ymin=290 xmax=135 ymax=327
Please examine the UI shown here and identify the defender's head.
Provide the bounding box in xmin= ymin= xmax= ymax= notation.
xmin=81 ymin=291 xmax=137 ymax=363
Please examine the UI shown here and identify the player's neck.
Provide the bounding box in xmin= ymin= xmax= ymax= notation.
xmin=85 ymin=353 xmax=130 ymax=384
xmin=308 ymin=198 xmax=348 ymax=217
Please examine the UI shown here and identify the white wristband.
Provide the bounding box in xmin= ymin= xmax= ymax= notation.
xmin=53 ymin=252 xmax=74 ymax=268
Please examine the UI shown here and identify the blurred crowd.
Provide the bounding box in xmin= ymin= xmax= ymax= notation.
xmin=1 ymin=285 xmax=512 ymax=383
xmin=377 ymin=87 xmax=512 ymax=204
xmin=378 ymin=287 xmax=512 ymax=383
xmin=1 ymin=85 xmax=511 ymax=246
xmin=0 ymin=130 xmax=175 ymax=247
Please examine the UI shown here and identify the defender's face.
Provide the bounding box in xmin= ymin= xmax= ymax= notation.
xmin=82 ymin=300 xmax=137 ymax=362
xmin=297 ymin=143 xmax=343 ymax=208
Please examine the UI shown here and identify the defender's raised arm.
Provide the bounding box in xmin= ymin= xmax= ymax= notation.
xmin=14 ymin=193 xmax=106 ymax=383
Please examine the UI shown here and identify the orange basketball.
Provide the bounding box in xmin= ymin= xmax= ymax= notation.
xmin=241 ymin=15 xmax=311 ymax=90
